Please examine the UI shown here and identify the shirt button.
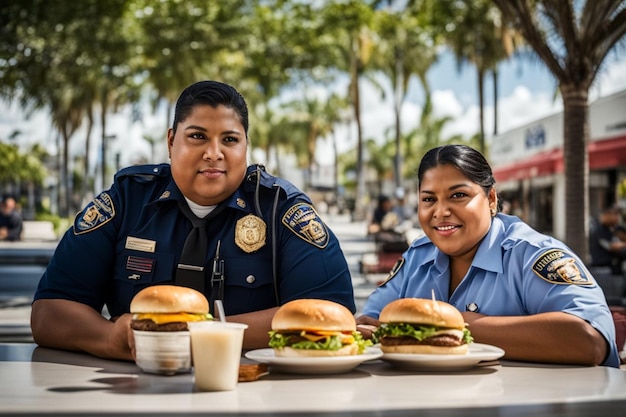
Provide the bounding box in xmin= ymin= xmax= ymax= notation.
xmin=246 ymin=275 xmax=255 ymax=284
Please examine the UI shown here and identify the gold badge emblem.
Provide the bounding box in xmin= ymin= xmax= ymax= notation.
xmin=235 ymin=214 xmax=266 ymax=253
xmin=282 ymin=202 xmax=329 ymax=248
xmin=74 ymin=192 xmax=115 ymax=235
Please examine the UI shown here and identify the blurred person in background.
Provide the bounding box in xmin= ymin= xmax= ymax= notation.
xmin=589 ymin=205 xmax=626 ymax=274
xmin=368 ymin=195 xmax=397 ymax=235
xmin=0 ymin=196 xmax=23 ymax=241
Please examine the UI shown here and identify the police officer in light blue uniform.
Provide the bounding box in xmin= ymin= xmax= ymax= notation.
xmin=32 ymin=81 xmax=355 ymax=360
xmin=358 ymin=145 xmax=620 ymax=367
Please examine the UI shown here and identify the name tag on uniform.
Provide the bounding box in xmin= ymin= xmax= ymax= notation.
xmin=125 ymin=236 xmax=156 ymax=253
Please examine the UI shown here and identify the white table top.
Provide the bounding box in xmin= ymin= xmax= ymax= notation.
xmin=1 ymin=343 xmax=625 ymax=416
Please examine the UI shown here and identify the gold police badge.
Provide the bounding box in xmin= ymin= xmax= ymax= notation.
xmin=235 ymin=214 xmax=266 ymax=253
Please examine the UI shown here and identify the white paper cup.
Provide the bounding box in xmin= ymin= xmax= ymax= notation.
xmin=188 ymin=321 xmax=248 ymax=391
xmin=133 ymin=330 xmax=192 ymax=375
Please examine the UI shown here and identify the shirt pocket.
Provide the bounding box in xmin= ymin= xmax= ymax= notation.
xmin=223 ymin=257 xmax=273 ymax=289
xmin=222 ymin=257 xmax=276 ymax=314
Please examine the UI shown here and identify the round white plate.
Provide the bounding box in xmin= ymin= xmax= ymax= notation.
xmin=381 ymin=343 xmax=504 ymax=371
xmin=245 ymin=347 xmax=383 ymax=374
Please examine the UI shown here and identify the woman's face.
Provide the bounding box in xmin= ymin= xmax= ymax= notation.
xmin=167 ymin=104 xmax=248 ymax=206
xmin=418 ymin=164 xmax=496 ymax=260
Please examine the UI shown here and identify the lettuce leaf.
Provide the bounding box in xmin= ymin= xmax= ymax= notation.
xmin=374 ymin=323 xmax=473 ymax=344
xmin=268 ymin=331 xmax=372 ymax=353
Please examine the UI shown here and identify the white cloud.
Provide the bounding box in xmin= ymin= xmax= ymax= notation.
xmin=495 ymin=86 xmax=562 ymax=133
xmin=595 ymin=57 xmax=626 ymax=98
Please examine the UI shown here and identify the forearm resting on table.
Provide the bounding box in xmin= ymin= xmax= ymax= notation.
xmin=31 ymin=299 xmax=133 ymax=361
xmin=227 ymin=307 xmax=278 ymax=350
xmin=464 ymin=311 xmax=608 ymax=366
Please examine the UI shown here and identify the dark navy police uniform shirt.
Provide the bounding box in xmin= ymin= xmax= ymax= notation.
xmin=35 ymin=164 xmax=355 ymax=317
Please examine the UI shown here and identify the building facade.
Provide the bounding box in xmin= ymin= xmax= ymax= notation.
xmin=490 ymin=89 xmax=626 ymax=240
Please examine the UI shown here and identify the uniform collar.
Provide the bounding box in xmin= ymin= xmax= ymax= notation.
xmin=150 ymin=178 xmax=251 ymax=214
xmin=427 ymin=216 xmax=505 ymax=274
xmin=471 ymin=216 xmax=505 ymax=274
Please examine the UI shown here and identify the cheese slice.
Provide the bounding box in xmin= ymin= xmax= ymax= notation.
xmin=430 ymin=329 xmax=464 ymax=339
xmin=299 ymin=330 xmax=355 ymax=345
xmin=133 ymin=312 xmax=207 ymax=325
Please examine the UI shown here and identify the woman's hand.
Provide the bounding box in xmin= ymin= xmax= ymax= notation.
xmin=110 ymin=314 xmax=134 ymax=361
xmin=356 ymin=315 xmax=381 ymax=340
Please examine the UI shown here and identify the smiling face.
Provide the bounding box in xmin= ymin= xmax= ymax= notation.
xmin=167 ymin=104 xmax=248 ymax=206
xmin=418 ymin=164 xmax=497 ymax=262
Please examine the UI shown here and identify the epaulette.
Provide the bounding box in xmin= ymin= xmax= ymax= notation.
xmin=245 ymin=164 xmax=303 ymax=199
xmin=114 ymin=164 xmax=171 ymax=183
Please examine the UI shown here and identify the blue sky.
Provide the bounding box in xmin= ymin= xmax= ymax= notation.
xmin=341 ymin=47 xmax=626 ymax=160
xmin=426 ymin=50 xmax=557 ymax=107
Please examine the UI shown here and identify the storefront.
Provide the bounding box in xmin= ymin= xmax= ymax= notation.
xmin=490 ymin=89 xmax=626 ymax=240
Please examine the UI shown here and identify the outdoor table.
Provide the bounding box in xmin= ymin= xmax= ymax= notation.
xmin=1 ymin=342 xmax=625 ymax=416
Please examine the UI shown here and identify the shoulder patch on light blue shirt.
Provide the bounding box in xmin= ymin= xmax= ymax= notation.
xmin=282 ymin=202 xmax=328 ymax=248
xmin=531 ymin=249 xmax=592 ymax=285
xmin=73 ymin=192 xmax=115 ymax=235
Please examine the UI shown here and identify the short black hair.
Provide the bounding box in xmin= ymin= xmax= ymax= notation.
xmin=417 ymin=144 xmax=495 ymax=196
xmin=172 ymin=80 xmax=249 ymax=136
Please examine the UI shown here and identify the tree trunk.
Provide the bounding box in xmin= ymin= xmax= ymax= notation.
xmin=352 ymin=55 xmax=366 ymax=221
xmin=560 ymin=84 xmax=590 ymax=261
xmin=83 ymin=109 xmax=94 ymax=206
xmin=100 ymin=105 xmax=108 ymax=193
xmin=492 ymin=68 xmax=498 ymax=136
xmin=60 ymin=131 xmax=69 ymax=217
xmin=332 ymin=130 xmax=339 ymax=196
xmin=393 ymin=46 xmax=403 ymax=191
xmin=477 ymin=68 xmax=485 ymax=154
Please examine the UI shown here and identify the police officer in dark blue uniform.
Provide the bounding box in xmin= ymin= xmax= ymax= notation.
xmin=31 ymin=80 xmax=355 ymax=360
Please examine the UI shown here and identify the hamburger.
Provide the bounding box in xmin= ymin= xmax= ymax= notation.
xmin=374 ymin=298 xmax=473 ymax=355
xmin=268 ymin=299 xmax=371 ymax=357
xmin=130 ymin=285 xmax=212 ymax=331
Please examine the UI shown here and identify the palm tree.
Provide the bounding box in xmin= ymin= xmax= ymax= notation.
xmin=285 ymin=96 xmax=337 ymax=190
xmin=434 ymin=0 xmax=520 ymax=153
xmin=323 ymin=94 xmax=352 ymax=196
xmin=374 ymin=5 xmax=438 ymax=190
xmin=494 ymin=0 xmax=626 ymax=258
xmin=131 ymin=0 xmax=249 ymax=128
xmin=320 ymin=0 xmax=377 ymax=221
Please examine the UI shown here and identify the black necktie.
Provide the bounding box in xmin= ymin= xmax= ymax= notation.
xmin=175 ymin=201 xmax=224 ymax=294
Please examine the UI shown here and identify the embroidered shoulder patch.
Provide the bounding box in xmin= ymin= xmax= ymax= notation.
xmin=378 ymin=257 xmax=405 ymax=287
xmin=73 ymin=192 xmax=115 ymax=235
xmin=282 ymin=202 xmax=329 ymax=248
xmin=531 ymin=249 xmax=592 ymax=285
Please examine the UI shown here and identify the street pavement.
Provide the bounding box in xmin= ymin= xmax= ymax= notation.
xmin=323 ymin=213 xmax=383 ymax=314
xmin=0 ymin=214 xmax=382 ymax=342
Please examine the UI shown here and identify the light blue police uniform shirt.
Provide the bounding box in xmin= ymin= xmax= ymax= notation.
xmin=362 ymin=213 xmax=620 ymax=368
